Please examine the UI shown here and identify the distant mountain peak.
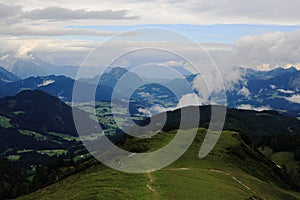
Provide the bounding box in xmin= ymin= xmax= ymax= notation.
xmin=107 ymin=66 xmax=128 ymax=78
xmin=285 ymin=66 xmax=298 ymax=72
xmin=0 ymin=52 xmax=79 ymax=79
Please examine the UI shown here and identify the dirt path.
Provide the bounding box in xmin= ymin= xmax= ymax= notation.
xmin=165 ymin=167 xmax=190 ymax=171
xmin=146 ymin=171 xmax=158 ymax=195
xmin=145 ymin=168 xmax=190 ymax=196
xmin=210 ymin=169 xmax=267 ymax=200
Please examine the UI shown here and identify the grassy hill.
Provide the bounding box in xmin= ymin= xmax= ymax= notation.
xmin=0 ymin=90 xmax=99 ymax=198
xmin=19 ymin=129 xmax=300 ymax=200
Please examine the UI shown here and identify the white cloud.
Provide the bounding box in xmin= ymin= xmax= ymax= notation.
xmin=138 ymin=92 xmax=151 ymax=98
xmin=0 ymin=3 xmax=137 ymax=38
xmin=37 ymin=79 xmax=55 ymax=87
xmin=0 ymin=54 xmax=9 ymax=60
xmin=137 ymin=93 xmax=204 ymax=117
xmin=15 ymin=42 xmax=37 ymax=59
xmin=255 ymin=64 xmax=272 ymax=71
xmin=219 ymin=66 xmax=246 ymax=91
xmin=192 ymin=75 xmax=211 ymax=103
xmin=285 ymin=95 xmax=300 ymax=103
xmin=171 ymin=0 xmax=300 ymax=25
xmin=138 ymin=105 xmax=168 ymax=117
xmin=278 ymin=89 xmax=294 ymax=94
xmin=237 ymin=104 xmax=271 ymax=111
xmin=0 ymin=25 xmax=119 ymax=37
xmin=283 ymin=63 xmax=300 ymax=70
xmin=158 ymin=60 xmax=184 ymax=67
xmin=177 ymin=93 xmax=204 ymax=107
xmin=238 ymin=86 xmax=250 ymax=97
xmin=149 ymin=105 xmax=168 ymax=115
xmin=234 ymin=30 xmax=300 ymax=69
xmin=14 ymin=0 xmax=300 ymax=25
xmin=2 ymin=1 xmax=300 ymax=27
xmin=137 ymin=107 xmax=151 ymax=116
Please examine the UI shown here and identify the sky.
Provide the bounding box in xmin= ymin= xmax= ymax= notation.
xmin=1 ymin=0 xmax=300 ymax=71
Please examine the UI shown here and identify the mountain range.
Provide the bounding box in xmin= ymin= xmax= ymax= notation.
xmin=0 ymin=74 xmax=113 ymax=102
xmin=0 ymin=58 xmax=299 ymax=118
xmin=227 ymin=66 xmax=300 ymax=116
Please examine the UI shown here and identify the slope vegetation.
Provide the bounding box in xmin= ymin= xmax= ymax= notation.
xmin=19 ymin=129 xmax=300 ymax=200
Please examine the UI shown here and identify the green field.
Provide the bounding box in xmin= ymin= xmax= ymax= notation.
xmin=37 ymin=149 xmax=68 ymax=156
xmin=72 ymin=101 xmax=146 ymax=135
xmin=48 ymin=132 xmax=78 ymax=141
xmin=7 ymin=154 xmax=21 ymax=161
xmin=19 ymin=130 xmax=300 ymax=200
xmin=19 ymin=130 xmax=45 ymax=140
xmin=0 ymin=115 xmax=12 ymax=128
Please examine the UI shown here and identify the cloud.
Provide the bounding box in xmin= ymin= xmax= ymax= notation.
xmin=3 ymin=0 xmax=300 ymax=25
xmin=237 ymin=104 xmax=271 ymax=111
xmin=0 ymin=3 xmax=138 ymax=37
xmin=255 ymin=64 xmax=271 ymax=71
xmin=15 ymin=42 xmax=37 ymax=59
xmin=137 ymin=107 xmax=151 ymax=116
xmin=177 ymin=93 xmax=204 ymax=107
xmin=0 ymin=3 xmax=139 ymax=38
xmin=157 ymin=0 xmax=300 ymax=25
xmin=0 ymin=25 xmax=119 ymax=37
xmin=149 ymin=105 xmax=168 ymax=115
xmin=138 ymin=93 xmax=204 ymax=117
xmin=238 ymin=86 xmax=250 ymax=97
xmin=285 ymin=95 xmax=300 ymax=104
xmin=138 ymin=92 xmax=151 ymax=98
xmin=138 ymin=105 xmax=168 ymax=117
xmin=278 ymin=89 xmax=294 ymax=94
xmin=0 ymin=54 xmax=9 ymax=60
xmin=158 ymin=60 xmax=184 ymax=67
xmin=22 ymin=7 xmax=138 ymax=21
xmin=0 ymin=3 xmax=21 ymax=19
xmin=218 ymin=66 xmax=246 ymax=91
xmin=37 ymin=79 xmax=55 ymax=87
xmin=234 ymin=30 xmax=300 ymax=69
xmin=192 ymin=75 xmax=211 ymax=103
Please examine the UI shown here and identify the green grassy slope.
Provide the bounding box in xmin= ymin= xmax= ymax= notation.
xmin=19 ymin=129 xmax=300 ymax=200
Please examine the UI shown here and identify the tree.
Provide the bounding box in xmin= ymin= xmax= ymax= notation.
xmin=294 ymin=147 xmax=300 ymax=161
xmin=32 ymin=165 xmax=48 ymax=189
